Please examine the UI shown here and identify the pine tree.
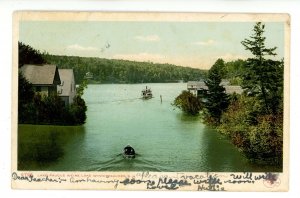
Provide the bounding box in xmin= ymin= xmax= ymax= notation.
xmin=18 ymin=42 xmax=46 ymax=67
xmin=241 ymin=22 xmax=282 ymax=114
xmin=204 ymin=59 xmax=229 ymax=125
xmin=18 ymin=72 xmax=35 ymax=123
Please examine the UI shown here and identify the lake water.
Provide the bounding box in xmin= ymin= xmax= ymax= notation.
xmin=18 ymin=83 xmax=280 ymax=172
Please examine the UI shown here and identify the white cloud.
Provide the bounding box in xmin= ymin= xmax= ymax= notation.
xmin=193 ymin=39 xmax=217 ymax=46
xmin=112 ymin=53 xmax=164 ymax=62
xmin=66 ymin=44 xmax=98 ymax=51
xmin=134 ymin=35 xmax=160 ymax=42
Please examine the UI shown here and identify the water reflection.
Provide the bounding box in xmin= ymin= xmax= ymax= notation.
xmin=176 ymin=112 xmax=201 ymax=122
xmin=18 ymin=124 xmax=85 ymax=170
xmin=176 ymin=114 xmax=252 ymax=172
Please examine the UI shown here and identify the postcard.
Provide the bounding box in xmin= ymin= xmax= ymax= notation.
xmin=12 ymin=11 xmax=290 ymax=191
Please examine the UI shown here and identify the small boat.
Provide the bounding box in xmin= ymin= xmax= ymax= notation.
xmin=123 ymin=145 xmax=135 ymax=159
xmin=141 ymin=86 xmax=153 ymax=99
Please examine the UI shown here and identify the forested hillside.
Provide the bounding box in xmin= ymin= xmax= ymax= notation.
xmin=43 ymin=54 xmax=208 ymax=84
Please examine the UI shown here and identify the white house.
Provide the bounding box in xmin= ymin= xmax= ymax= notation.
xmin=187 ymin=81 xmax=206 ymax=96
xmin=57 ymin=69 xmax=76 ymax=106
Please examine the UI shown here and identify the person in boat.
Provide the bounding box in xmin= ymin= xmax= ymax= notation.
xmin=124 ymin=144 xmax=135 ymax=156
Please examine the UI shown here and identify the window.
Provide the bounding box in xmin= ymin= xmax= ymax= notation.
xmin=36 ymin=86 xmax=41 ymax=92
xmin=58 ymin=88 xmax=62 ymax=94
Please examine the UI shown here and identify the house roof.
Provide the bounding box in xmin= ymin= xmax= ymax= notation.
xmin=57 ymin=69 xmax=75 ymax=97
xmin=224 ymin=86 xmax=243 ymax=94
xmin=20 ymin=64 xmax=59 ymax=85
xmin=187 ymin=81 xmax=243 ymax=94
xmin=187 ymin=81 xmax=230 ymax=87
xmin=187 ymin=81 xmax=206 ymax=87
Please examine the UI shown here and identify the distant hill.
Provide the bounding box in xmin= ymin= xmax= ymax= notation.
xmin=43 ymin=54 xmax=208 ymax=84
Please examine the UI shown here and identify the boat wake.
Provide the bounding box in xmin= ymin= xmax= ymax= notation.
xmin=87 ymin=153 xmax=164 ymax=172
xmin=88 ymin=97 xmax=141 ymax=105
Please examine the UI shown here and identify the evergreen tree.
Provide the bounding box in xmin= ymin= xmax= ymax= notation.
xmin=18 ymin=72 xmax=34 ymax=104
xmin=18 ymin=42 xmax=46 ymax=67
xmin=203 ymin=59 xmax=229 ymax=125
xmin=241 ymin=22 xmax=282 ymax=114
xmin=18 ymin=72 xmax=35 ymax=123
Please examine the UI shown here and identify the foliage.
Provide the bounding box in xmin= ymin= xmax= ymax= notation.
xmin=18 ymin=42 xmax=46 ymax=67
xmin=218 ymin=94 xmax=261 ymax=137
xmin=241 ymin=22 xmax=283 ymax=114
xmin=69 ymin=96 xmax=87 ymax=125
xmin=241 ymin=22 xmax=277 ymax=58
xmin=203 ymin=59 xmax=229 ymax=125
xmin=247 ymin=114 xmax=283 ymax=165
xmin=19 ymin=92 xmax=87 ymax=125
xmin=32 ymin=94 xmax=65 ymax=124
xmin=76 ymin=79 xmax=88 ymax=97
xmin=224 ymin=59 xmax=246 ymax=85
xmin=173 ymin=90 xmax=202 ymax=115
xmin=43 ymin=54 xmax=207 ymax=84
xmin=215 ymin=22 xmax=284 ymax=166
xmin=228 ymin=77 xmax=243 ymax=86
xmin=18 ymin=72 xmax=35 ymax=102
xmin=218 ymin=94 xmax=283 ymax=165
xmin=18 ymin=72 xmax=35 ymax=123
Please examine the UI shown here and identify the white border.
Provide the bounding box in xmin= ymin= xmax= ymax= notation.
xmin=1 ymin=0 xmax=300 ymax=198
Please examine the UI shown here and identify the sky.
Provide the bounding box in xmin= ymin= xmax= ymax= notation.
xmin=19 ymin=21 xmax=285 ymax=70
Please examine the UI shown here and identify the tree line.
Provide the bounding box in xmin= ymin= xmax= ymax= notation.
xmin=173 ymin=22 xmax=284 ymax=166
xmin=43 ymin=54 xmax=208 ymax=84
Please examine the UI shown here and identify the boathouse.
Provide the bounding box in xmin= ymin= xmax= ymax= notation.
xmin=187 ymin=81 xmax=243 ymax=97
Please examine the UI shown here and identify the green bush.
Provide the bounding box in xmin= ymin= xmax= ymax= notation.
xmin=247 ymin=114 xmax=283 ymax=165
xmin=218 ymin=94 xmax=283 ymax=165
xmin=173 ymin=90 xmax=202 ymax=115
xmin=70 ymin=96 xmax=87 ymax=125
xmin=19 ymin=92 xmax=87 ymax=125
